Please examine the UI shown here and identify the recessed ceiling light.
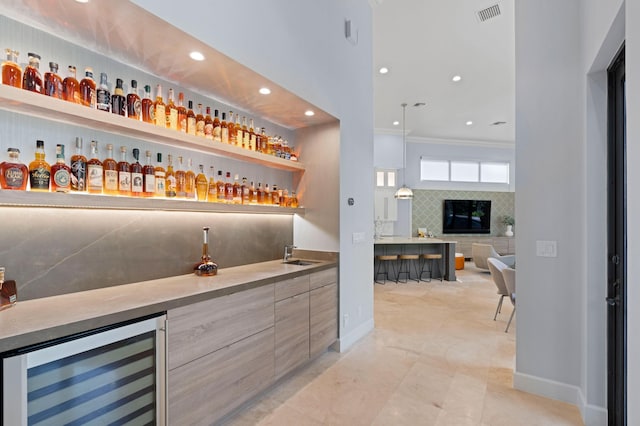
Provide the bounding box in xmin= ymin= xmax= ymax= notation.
xmin=189 ymin=51 xmax=205 ymax=61
xmin=393 ymin=121 xmax=399 ymax=126
xmin=466 ymin=121 xmax=473 ymax=126
xmin=75 ymin=0 xmax=89 ymax=3
xmin=452 ymin=75 xmax=462 ymax=82
xmin=305 ymin=110 xmax=315 ymax=117
xmin=259 ymin=87 xmax=271 ymax=95
xmin=379 ymin=67 xmax=389 ymax=74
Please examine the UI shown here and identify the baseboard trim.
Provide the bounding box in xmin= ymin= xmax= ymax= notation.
xmin=334 ymin=318 xmax=374 ymax=352
xmin=577 ymin=388 xmax=608 ymax=426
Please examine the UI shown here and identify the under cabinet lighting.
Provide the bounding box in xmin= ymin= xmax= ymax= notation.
xmin=305 ymin=110 xmax=315 ymax=117
xmin=75 ymin=0 xmax=89 ymax=3
xmin=189 ymin=51 xmax=205 ymax=61
xmin=452 ymin=75 xmax=462 ymax=82
xmin=379 ymin=67 xmax=389 ymax=74
xmin=259 ymin=87 xmax=271 ymax=95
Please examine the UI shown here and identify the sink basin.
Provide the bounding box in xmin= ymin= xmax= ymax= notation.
xmin=283 ymin=259 xmax=319 ymax=266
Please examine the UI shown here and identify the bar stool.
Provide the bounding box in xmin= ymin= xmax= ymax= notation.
xmin=397 ymin=254 xmax=420 ymax=283
xmin=375 ymin=255 xmax=398 ymax=284
xmin=419 ymin=253 xmax=443 ymax=282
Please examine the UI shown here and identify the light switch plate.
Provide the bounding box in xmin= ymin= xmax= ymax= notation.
xmin=352 ymin=232 xmax=365 ymax=243
xmin=536 ymin=240 xmax=557 ymax=257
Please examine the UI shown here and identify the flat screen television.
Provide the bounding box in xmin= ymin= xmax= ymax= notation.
xmin=442 ymin=199 xmax=491 ymax=234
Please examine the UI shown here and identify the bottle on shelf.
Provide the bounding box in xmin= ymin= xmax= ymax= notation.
xmin=267 ymin=134 xmax=276 ymax=155
xmin=256 ymin=182 xmax=264 ymax=204
xmin=290 ymin=191 xmax=299 ymax=208
xmin=204 ymin=106 xmax=214 ymax=140
xmin=224 ymin=171 xmax=234 ymax=203
xmin=249 ymin=180 xmax=257 ymax=205
xmin=196 ymin=103 xmax=205 ymax=137
xmin=242 ymin=116 xmax=250 ymax=149
xmin=207 ymin=166 xmax=217 ymax=202
xmin=62 ymin=65 xmax=80 ymax=103
xmin=235 ymin=113 xmax=243 ymax=147
xmin=164 ymin=154 xmax=177 ymax=198
xmin=141 ymin=84 xmax=153 ymax=123
xmin=212 ymin=109 xmax=221 ymax=142
xmin=215 ymin=170 xmax=225 ymax=203
xmin=220 ymin=112 xmax=229 ymax=144
xmin=195 ymin=164 xmax=208 ymax=201
xmin=241 ymin=177 xmax=249 ymax=205
xmin=166 ymin=88 xmax=178 ymax=130
xmin=127 ymin=80 xmax=141 ymax=120
xmin=177 ymin=92 xmax=187 ymax=132
xmin=2 ymin=49 xmax=21 ymax=88
xmin=79 ymin=67 xmax=96 ymax=108
xmin=154 ymin=153 xmax=166 ymax=197
xmin=255 ymin=125 xmax=263 ymax=153
xmin=117 ymin=146 xmax=131 ymax=196
xmin=111 ymin=78 xmax=126 ymax=116
xmin=43 ymin=62 xmax=63 ymax=99
xmin=143 ymin=150 xmax=155 ymax=198
xmin=28 ymin=140 xmax=50 ymax=192
xmin=102 ymin=143 xmax=118 ymax=196
xmin=0 ymin=148 xmax=28 ymax=190
xmin=95 ymin=72 xmax=111 ymax=112
xmin=232 ymin=174 xmax=241 ymax=204
xmin=187 ymin=100 xmax=197 ymax=136
xmin=185 ymin=158 xmax=196 ymax=199
xmin=70 ymin=137 xmax=87 ymax=192
xmin=249 ymin=118 xmax=256 ymax=151
xmin=174 ymin=155 xmax=186 ymax=198
xmin=227 ymin=111 xmax=236 ymax=145
xmin=22 ymin=52 xmax=44 ymax=94
xmin=130 ymin=148 xmax=143 ymax=197
xmin=153 ymin=84 xmax=165 ymax=127
xmin=280 ymin=188 xmax=289 ymax=207
xmin=51 ymin=144 xmax=71 ymax=193
xmin=194 ymin=227 xmax=218 ymax=277
xmin=271 ymin=184 xmax=279 ymax=206
xmin=86 ymin=140 xmax=103 ymax=195
xmin=260 ymin=128 xmax=268 ymax=153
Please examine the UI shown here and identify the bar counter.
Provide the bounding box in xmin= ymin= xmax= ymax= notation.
xmin=374 ymin=237 xmax=457 ymax=281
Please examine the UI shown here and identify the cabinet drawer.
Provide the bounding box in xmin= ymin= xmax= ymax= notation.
xmin=167 ymin=284 xmax=274 ymax=370
xmin=310 ymin=283 xmax=338 ymax=357
xmin=310 ymin=267 xmax=337 ymax=290
xmin=275 ymin=274 xmax=310 ymax=301
xmin=275 ymin=292 xmax=310 ymax=379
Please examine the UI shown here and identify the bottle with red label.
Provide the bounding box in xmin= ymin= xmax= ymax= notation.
xmin=0 ymin=148 xmax=28 ymax=190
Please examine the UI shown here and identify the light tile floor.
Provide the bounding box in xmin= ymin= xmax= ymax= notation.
xmin=225 ymin=263 xmax=584 ymax=425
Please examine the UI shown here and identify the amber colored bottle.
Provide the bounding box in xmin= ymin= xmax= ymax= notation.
xmin=165 ymin=88 xmax=178 ymax=130
xmin=220 ymin=112 xmax=229 ymax=144
xmin=232 ymin=174 xmax=241 ymax=204
xmin=174 ymin=155 xmax=186 ymax=198
xmin=43 ymin=62 xmax=63 ymax=99
xmin=111 ymin=78 xmax=126 ymax=116
xmin=102 ymin=144 xmax=118 ymax=195
xmin=153 ymin=84 xmax=166 ymax=128
xmin=185 ymin=158 xmax=196 ymax=199
xmin=95 ymin=72 xmax=111 ymax=112
xmin=256 ymin=182 xmax=265 ymax=204
xmin=50 ymin=144 xmax=71 ymax=193
xmin=86 ymin=140 xmax=103 ymax=194
xmin=242 ymin=116 xmax=250 ymax=149
xmin=2 ymin=49 xmax=21 ymax=88
xmin=195 ymin=164 xmax=208 ymax=201
xmin=129 ymin=148 xmax=143 ymax=197
xmin=224 ymin=172 xmax=234 ymax=203
xmin=249 ymin=119 xmax=256 ymax=151
xmin=29 ymin=140 xmax=50 ymax=192
xmin=280 ymin=188 xmax=290 ymax=207
xmin=227 ymin=111 xmax=236 ymax=145
xmin=212 ymin=109 xmax=221 ymax=142
xmin=177 ymin=92 xmax=187 ymax=132
xmin=196 ymin=103 xmax=205 ymax=137
xmin=186 ymin=100 xmax=197 ymax=136
xmin=207 ymin=166 xmax=217 ymax=202
xmin=235 ymin=113 xmax=243 ymax=147
xmin=204 ymin=107 xmax=214 ymax=140
xmin=70 ymin=137 xmax=87 ymax=192
xmin=63 ymin=65 xmax=80 ymax=103
xmin=249 ymin=181 xmax=257 ymax=205
xmin=141 ymin=84 xmax=154 ymax=123
xmin=79 ymin=67 xmax=96 ymax=108
xmin=255 ymin=125 xmax=262 ymax=153
xmin=22 ymin=52 xmax=44 ymax=94
xmin=215 ymin=170 xmax=226 ymax=203
xmin=0 ymin=148 xmax=28 ymax=190
xmin=165 ymin=154 xmax=177 ymax=198
xmin=271 ymin=184 xmax=280 ymax=206
xmin=142 ymin=150 xmax=156 ymax=197
xmin=127 ymin=80 xmax=141 ymax=120
xmin=241 ymin=177 xmax=249 ymax=204
xmin=290 ymin=191 xmax=299 ymax=208
xmin=154 ymin=153 xmax=166 ymax=197
xmin=117 ymin=146 xmax=131 ymax=196
xmin=264 ymin=184 xmax=272 ymax=205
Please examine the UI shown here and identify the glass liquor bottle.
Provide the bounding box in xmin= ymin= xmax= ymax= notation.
xmin=220 ymin=112 xmax=229 ymax=144
xmin=264 ymin=184 xmax=272 ymax=205
xmin=154 ymin=153 xmax=166 ymax=197
xmin=111 ymin=78 xmax=126 ymax=116
xmin=174 ymin=156 xmax=186 ymax=198
xmin=215 ymin=170 xmax=226 ymax=203
xmin=232 ymin=174 xmax=242 ymax=204
xmin=271 ymin=184 xmax=280 ymax=206
xmin=166 ymin=88 xmax=178 ymax=130
xmin=255 ymin=125 xmax=262 ymax=153
xmin=153 ymin=84 xmax=165 ymax=127
xmin=141 ymin=84 xmax=153 ymax=123
xmin=186 ymin=100 xmax=197 ymax=136
xmin=196 ymin=103 xmax=205 ymax=137
xmin=102 ymin=144 xmax=118 ymax=195
xmin=249 ymin=119 xmax=256 ymax=151
xmin=0 ymin=148 xmax=28 ymax=190
xmin=51 ymin=144 xmax=71 ymax=193
xmin=290 ymin=191 xmax=299 ymax=208
xmin=235 ymin=113 xmax=243 ymax=147
xmin=249 ymin=180 xmax=257 ymax=205
xmin=23 ymin=52 xmax=44 ymax=94
xmin=70 ymin=137 xmax=87 ymax=192
xmin=224 ymin=172 xmax=234 ymax=203
xmin=260 ymin=128 xmax=268 ymax=153
xmin=241 ymin=177 xmax=249 ymax=204
xmin=44 ymin=62 xmax=63 ymax=99
xmin=242 ymin=116 xmax=250 ymax=149
xmin=177 ymin=92 xmax=187 ymax=132
xmin=256 ymin=182 xmax=265 ymax=205
xmin=280 ymin=188 xmax=289 ymax=207
xmin=194 ymin=227 xmax=218 ymax=276
xmin=87 ymin=140 xmax=103 ymax=194
xmin=79 ymin=67 xmax=96 ymax=108
xmin=212 ymin=109 xmax=222 ymax=142
xmin=130 ymin=148 xmax=144 ymax=197
xmin=29 ymin=140 xmax=50 ymax=192
xmin=164 ymin=154 xmax=177 ymax=198
xmin=96 ymin=72 xmax=111 ymax=112
xmin=195 ymin=164 xmax=208 ymax=201
xmin=117 ymin=146 xmax=131 ymax=196
xmin=204 ymin=106 xmax=214 ymax=140
xmin=127 ymin=80 xmax=141 ymax=120
xmin=143 ymin=150 xmax=156 ymax=197
xmin=207 ymin=166 xmax=217 ymax=202
xmin=227 ymin=111 xmax=236 ymax=145
xmin=185 ymin=158 xmax=196 ymax=199
xmin=2 ymin=49 xmax=21 ymax=88
xmin=63 ymin=65 xmax=80 ymax=103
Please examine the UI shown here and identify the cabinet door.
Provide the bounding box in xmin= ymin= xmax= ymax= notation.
xmin=275 ymin=274 xmax=310 ymax=301
xmin=310 ymin=283 xmax=338 ymax=357
xmin=275 ymin=292 xmax=310 ymax=379
xmin=168 ymin=327 xmax=275 ymax=426
xmin=374 ymin=188 xmax=398 ymax=221
xmin=310 ymin=267 xmax=337 ymax=290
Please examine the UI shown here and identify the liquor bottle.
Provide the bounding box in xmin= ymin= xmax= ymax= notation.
xmin=271 ymin=184 xmax=280 ymax=206
xmin=28 ymin=140 xmax=50 ymax=192
xmin=235 ymin=113 xmax=243 ymax=147
xmin=177 ymin=92 xmax=187 ymax=132
xmin=280 ymin=188 xmax=289 ymax=207
xmin=62 ymin=65 xmax=80 ymax=103
xmin=194 ymin=227 xmax=218 ymax=277
xmin=260 ymin=128 xmax=268 ymax=153
xmin=23 ymin=52 xmax=44 ymax=94
xmin=0 ymin=148 xmax=28 ymax=190
xmin=2 ymin=49 xmax=21 ymax=88
xmin=227 ymin=111 xmax=236 ymax=145
xmin=43 ymin=62 xmax=63 ymax=99
xmin=142 ymin=150 xmax=155 ymax=197
xmin=220 ymin=112 xmax=229 ymax=144
xmin=224 ymin=172 xmax=234 ymax=203
xmin=79 ymin=67 xmax=96 ymax=108
xmin=153 ymin=84 xmax=165 ymax=127
xmin=215 ymin=170 xmax=225 ymax=203
xmin=264 ymin=184 xmax=272 ymax=205
xmin=256 ymin=182 xmax=264 ymax=204
xmin=232 ymin=174 xmax=241 ymax=204
xmin=111 ymin=78 xmax=126 ymax=116
xmin=174 ymin=156 xmax=186 ymax=198
xmin=187 ymin=100 xmax=197 ymax=136
xmin=241 ymin=177 xmax=249 ymax=204
xmin=96 ymin=72 xmax=111 ymax=112
xmin=212 ymin=109 xmax=222 ymax=142
xmin=249 ymin=180 xmax=257 ymax=204
xmin=249 ymin=119 xmax=256 ymax=151
xmin=204 ymin=106 xmax=214 ymax=140
xmin=185 ymin=158 xmax=196 ymax=199
xmin=117 ymin=146 xmax=131 ymax=196
xmin=196 ymin=103 xmax=205 ymax=137
xmin=290 ymin=191 xmax=299 ymax=208
xmin=70 ymin=137 xmax=87 ymax=192
xmin=127 ymin=80 xmax=141 ymax=120
xmin=141 ymin=84 xmax=154 ymax=123
xmin=86 ymin=140 xmax=103 ymax=194
xmin=130 ymin=148 xmax=144 ymax=197
xmin=242 ymin=116 xmax=250 ymax=149
xmin=102 ymin=144 xmax=118 ymax=195
xmin=50 ymin=144 xmax=71 ymax=193
xmin=267 ymin=134 xmax=276 ymax=155
xmin=166 ymin=88 xmax=178 ymax=130
xmin=194 ymin=164 xmax=207 ymax=201
xmin=207 ymin=166 xmax=217 ymax=202
xmin=154 ymin=153 xmax=166 ymax=197
xmin=165 ymin=154 xmax=177 ymax=198
xmin=255 ymin=125 xmax=262 ymax=153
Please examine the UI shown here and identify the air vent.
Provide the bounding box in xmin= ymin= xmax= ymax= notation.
xmin=413 ymin=102 xmax=426 ymax=107
xmin=491 ymin=121 xmax=507 ymax=126
xmin=476 ymin=3 xmax=501 ymax=23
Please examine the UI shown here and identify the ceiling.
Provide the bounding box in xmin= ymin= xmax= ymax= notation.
xmin=372 ymin=0 xmax=515 ymax=144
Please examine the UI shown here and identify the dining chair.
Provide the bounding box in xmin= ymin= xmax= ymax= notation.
xmin=502 ymin=267 xmax=516 ymax=332
xmin=487 ymin=258 xmax=509 ymax=321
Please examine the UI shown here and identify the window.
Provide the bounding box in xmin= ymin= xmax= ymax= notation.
xmin=451 ymin=161 xmax=479 ymax=182
xmin=375 ymin=169 xmax=397 ymax=187
xmin=420 ymin=158 xmax=510 ymax=184
xmin=420 ymin=160 xmax=449 ymax=181
xmin=480 ymin=162 xmax=509 ymax=183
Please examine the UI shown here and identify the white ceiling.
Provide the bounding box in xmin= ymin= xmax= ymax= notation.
xmin=372 ymin=0 xmax=515 ymax=144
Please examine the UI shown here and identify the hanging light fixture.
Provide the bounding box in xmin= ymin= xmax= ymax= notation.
xmin=395 ymin=102 xmax=414 ymax=199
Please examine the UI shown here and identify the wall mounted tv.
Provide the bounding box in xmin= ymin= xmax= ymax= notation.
xmin=442 ymin=199 xmax=491 ymax=234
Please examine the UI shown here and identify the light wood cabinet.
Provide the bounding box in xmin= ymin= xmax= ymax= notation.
xmin=275 ymin=292 xmax=310 ymax=379
xmin=310 ymin=267 xmax=337 ymax=290
xmin=310 ymin=282 xmax=338 ymax=357
xmin=275 ymin=274 xmax=310 ymax=301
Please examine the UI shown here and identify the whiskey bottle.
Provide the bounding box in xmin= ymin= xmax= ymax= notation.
xmin=111 ymin=78 xmax=126 ymax=116
xmin=255 ymin=125 xmax=262 ymax=153
xmin=267 ymin=134 xmax=276 ymax=155
xmin=204 ymin=106 xmax=214 ymax=140
xmin=249 ymin=180 xmax=257 ymax=205
xmin=215 ymin=170 xmax=225 ymax=203
xmin=256 ymin=182 xmax=265 ymax=204
xmin=43 ymin=62 xmax=63 ymax=99
xmin=195 ymin=164 xmax=208 ymax=201
xmin=249 ymin=119 xmax=256 ymax=151
xmin=177 ymin=92 xmax=187 ymax=132
xmin=165 ymin=154 xmax=177 ymax=198
xmin=290 ymin=191 xmax=299 ymax=208
xmin=280 ymin=188 xmax=289 ymax=207
xmin=241 ymin=176 xmax=250 ymax=204
xmin=271 ymin=184 xmax=280 ymax=206
xmin=185 ymin=158 xmax=196 ymax=199
xmin=70 ymin=137 xmax=87 ymax=192
xmin=207 ymin=166 xmax=217 ymax=202
xmin=153 ymin=84 xmax=165 ymax=127
xmin=51 ymin=144 xmax=71 ymax=193
xmin=28 ymin=140 xmax=50 ymax=192
xmin=220 ymin=112 xmax=229 ymax=144
xmin=235 ymin=113 xmax=243 ymax=147
xmin=23 ymin=52 xmax=44 ymax=94
xmin=174 ymin=155 xmax=186 ymax=198
xmin=103 ymin=144 xmax=118 ymax=195
xmin=0 ymin=148 xmax=28 ymax=190
xmin=154 ymin=153 xmax=166 ymax=197
xmin=2 ymin=49 xmax=21 ymax=88
xmin=242 ymin=116 xmax=250 ymax=149
xmin=143 ymin=150 xmax=156 ymax=197
xmin=260 ymin=128 xmax=268 ymax=153
xmin=212 ymin=109 xmax=222 ymax=142
xmin=141 ymin=84 xmax=153 ymax=123
xmin=194 ymin=227 xmax=218 ymax=277
xmin=117 ymin=146 xmax=131 ymax=196
xmin=227 ymin=111 xmax=236 ymax=145
xmin=166 ymin=88 xmax=178 ymax=130
xmin=196 ymin=103 xmax=205 ymax=137
xmin=130 ymin=148 xmax=144 ymax=197
xmin=86 ymin=140 xmax=103 ymax=194
xmin=224 ymin=172 xmax=234 ymax=203
xmin=95 ymin=72 xmax=111 ymax=112
xmin=79 ymin=67 xmax=96 ymax=108
xmin=62 ymin=65 xmax=80 ymax=103
xmin=127 ymin=80 xmax=141 ymax=120
xmin=187 ymin=100 xmax=197 ymax=136
xmin=232 ymin=174 xmax=241 ymax=204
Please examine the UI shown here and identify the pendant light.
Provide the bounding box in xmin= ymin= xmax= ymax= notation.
xmin=394 ymin=102 xmax=414 ymax=199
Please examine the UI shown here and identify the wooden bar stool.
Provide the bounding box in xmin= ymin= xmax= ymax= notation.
xmin=375 ymin=255 xmax=398 ymax=284
xmin=397 ymin=254 xmax=420 ymax=283
xmin=419 ymin=253 xmax=443 ymax=282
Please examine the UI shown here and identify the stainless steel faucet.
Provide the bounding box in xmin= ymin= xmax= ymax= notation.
xmin=284 ymin=245 xmax=297 ymax=262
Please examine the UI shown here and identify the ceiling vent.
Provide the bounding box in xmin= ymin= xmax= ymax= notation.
xmin=476 ymin=3 xmax=501 ymax=23
xmin=491 ymin=121 xmax=507 ymax=126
